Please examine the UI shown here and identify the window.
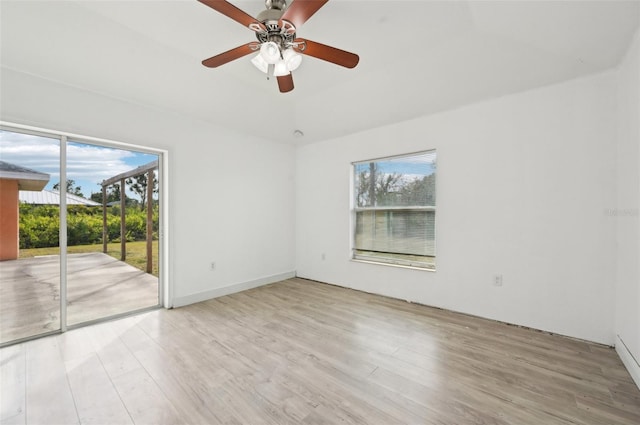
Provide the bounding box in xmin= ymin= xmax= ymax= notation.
xmin=352 ymin=150 xmax=436 ymax=269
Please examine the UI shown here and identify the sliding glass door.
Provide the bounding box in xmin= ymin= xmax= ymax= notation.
xmin=0 ymin=130 xmax=62 ymax=343
xmin=0 ymin=126 xmax=163 ymax=346
xmin=65 ymin=140 xmax=160 ymax=326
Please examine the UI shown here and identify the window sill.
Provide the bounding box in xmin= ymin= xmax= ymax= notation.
xmin=351 ymin=258 xmax=436 ymax=272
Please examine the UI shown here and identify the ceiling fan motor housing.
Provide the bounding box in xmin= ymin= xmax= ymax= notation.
xmin=256 ymin=20 xmax=296 ymax=44
xmin=255 ymin=0 xmax=296 ymax=47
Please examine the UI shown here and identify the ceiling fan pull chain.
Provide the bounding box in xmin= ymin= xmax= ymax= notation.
xmin=267 ymin=63 xmax=275 ymax=80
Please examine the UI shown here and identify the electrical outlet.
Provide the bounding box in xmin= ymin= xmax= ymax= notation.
xmin=210 ymin=262 xmax=216 ymax=270
xmin=321 ymin=253 xmax=326 ymax=260
xmin=494 ymin=274 xmax=503 ymax=287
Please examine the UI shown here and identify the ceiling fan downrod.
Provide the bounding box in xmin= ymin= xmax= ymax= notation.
xmin=265 ymin=0 xmax=287 ymax=11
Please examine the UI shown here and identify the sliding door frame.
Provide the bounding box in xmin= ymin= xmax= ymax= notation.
xmin=60 ymin=134 xmax=68 ymax=332
xmin=0 ymin=121 xmax=170 ymax=344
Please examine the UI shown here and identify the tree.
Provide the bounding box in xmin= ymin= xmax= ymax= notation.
xmin=355 ymin=164 xmax=402 ymax=207
xmin=53 ymin=179 xmax=84 ymax=197
xmin=90 ymin=184 xmax=122 ymax=204
xmin=399 ymin=174 xmax=436 ymax=206
xmin=375 ymin=171 xmax=403 ymax=206
xmin=356 ymin=162 xmax=437 ymax=207
xmin=126 ymin=172 xmax=158 ymax=211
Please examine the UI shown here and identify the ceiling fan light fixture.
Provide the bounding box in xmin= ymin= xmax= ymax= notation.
xmin=273 ymin=60 xmax=290 ymax=77
xmin=260 ymin=41 xmax=281 ymax=64
xmin=251 ymin=53 xmax=269 ymax=73
xmin=199 ymin=0 xmax=359 ymax=93
xmin=282 ymin=48 xmax=302 ymax=71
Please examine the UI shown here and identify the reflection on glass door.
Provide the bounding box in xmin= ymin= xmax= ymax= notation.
xmin=65 ymin=140 xmax=160 ymax=326
xmin=0 ymin=129 xmax=61 ymax=344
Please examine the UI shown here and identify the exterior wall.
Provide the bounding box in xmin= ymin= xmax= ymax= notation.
xmin=0 ymin=179 xmax=19 ymax=260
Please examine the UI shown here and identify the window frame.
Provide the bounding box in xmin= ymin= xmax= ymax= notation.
xmin=350 ymin=150 xmax=437 ymax=270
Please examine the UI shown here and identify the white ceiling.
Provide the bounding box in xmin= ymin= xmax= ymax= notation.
xmin=1 ymin=0 xmax=639 ymax=144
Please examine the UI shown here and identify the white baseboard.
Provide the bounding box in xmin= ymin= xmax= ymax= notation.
xmin=616 ymin=334 xmax=640 ymax=390
xmin=171 ymin=271 xmax=296 ymax=308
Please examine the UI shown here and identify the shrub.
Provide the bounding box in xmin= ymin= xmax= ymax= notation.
xmin=19 ymin=203 xmax=158 ymax=249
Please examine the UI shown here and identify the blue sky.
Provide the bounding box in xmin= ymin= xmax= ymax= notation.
xmin=0 ymin=130 xmax=157 ymax=199
xmin=355 ymin=152 xmax=436 ymax=178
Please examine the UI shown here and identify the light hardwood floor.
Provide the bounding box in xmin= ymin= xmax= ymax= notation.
xmin=1 ymin=278 xmax=639 ymax=424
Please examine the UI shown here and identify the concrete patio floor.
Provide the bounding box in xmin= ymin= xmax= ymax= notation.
xmin=0 ymin=252 xmax=159 ymax=344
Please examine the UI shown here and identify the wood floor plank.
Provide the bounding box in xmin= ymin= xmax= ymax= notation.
xmin=1 ymin=277 xmax=639 ymax=424
xmin=121 ymin=319 xmax=239 ymax=424
xmin=84 ymin=320 xmax=183 ymax=425
xmin=25 ymin=336 xmax=79 ymax=425
xmin=0 ymin=343 xmax=25 ymax=424
xmin=64 ymin=352 xmax=133 ymax=425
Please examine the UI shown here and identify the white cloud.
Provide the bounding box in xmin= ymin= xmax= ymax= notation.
xmin=1 ymin=131 xmax=143 ymax=194
xmin=0 ymin=132 xmax=59 ymax=173
xmin=66 ymin=142 xmax=133 ymax=182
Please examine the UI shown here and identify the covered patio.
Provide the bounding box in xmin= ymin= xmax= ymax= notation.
xmin=0 ymin=252 xmax=158 ymax=345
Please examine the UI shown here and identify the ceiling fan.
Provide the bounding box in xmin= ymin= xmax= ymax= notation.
xmin=198 ymin=0 xmax=359 ymax=93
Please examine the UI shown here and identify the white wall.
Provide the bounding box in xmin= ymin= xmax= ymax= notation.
xmin=615 ymin=29 xmax=640 ymax=386
xmin=0 ymin=68 xmax=296 ymax=306
xmin=1 ymin=36 xmax=636 ymax=379
xmin=296 ymin=71 xmax=618 ymax=345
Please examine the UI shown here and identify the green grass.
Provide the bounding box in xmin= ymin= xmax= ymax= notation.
xmin=20 ymin=240 xmax=159 ymax=277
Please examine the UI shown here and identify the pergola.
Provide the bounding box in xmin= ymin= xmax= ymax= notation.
xmin=100 ymin=160 xmax=157 ymax=273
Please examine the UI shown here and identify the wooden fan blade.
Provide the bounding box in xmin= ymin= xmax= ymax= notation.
xmin=280 ymin=0 xmax=328 ymax=28
xmin=198 ymin=0 xmax=266 ymax=32
xmin=202 ymin=43 xmax=257 ymax=68
xmin=277 ymin=74 xmax=294 ymax=93
xmin=294 ymin=38 xmax=359 ymax=68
